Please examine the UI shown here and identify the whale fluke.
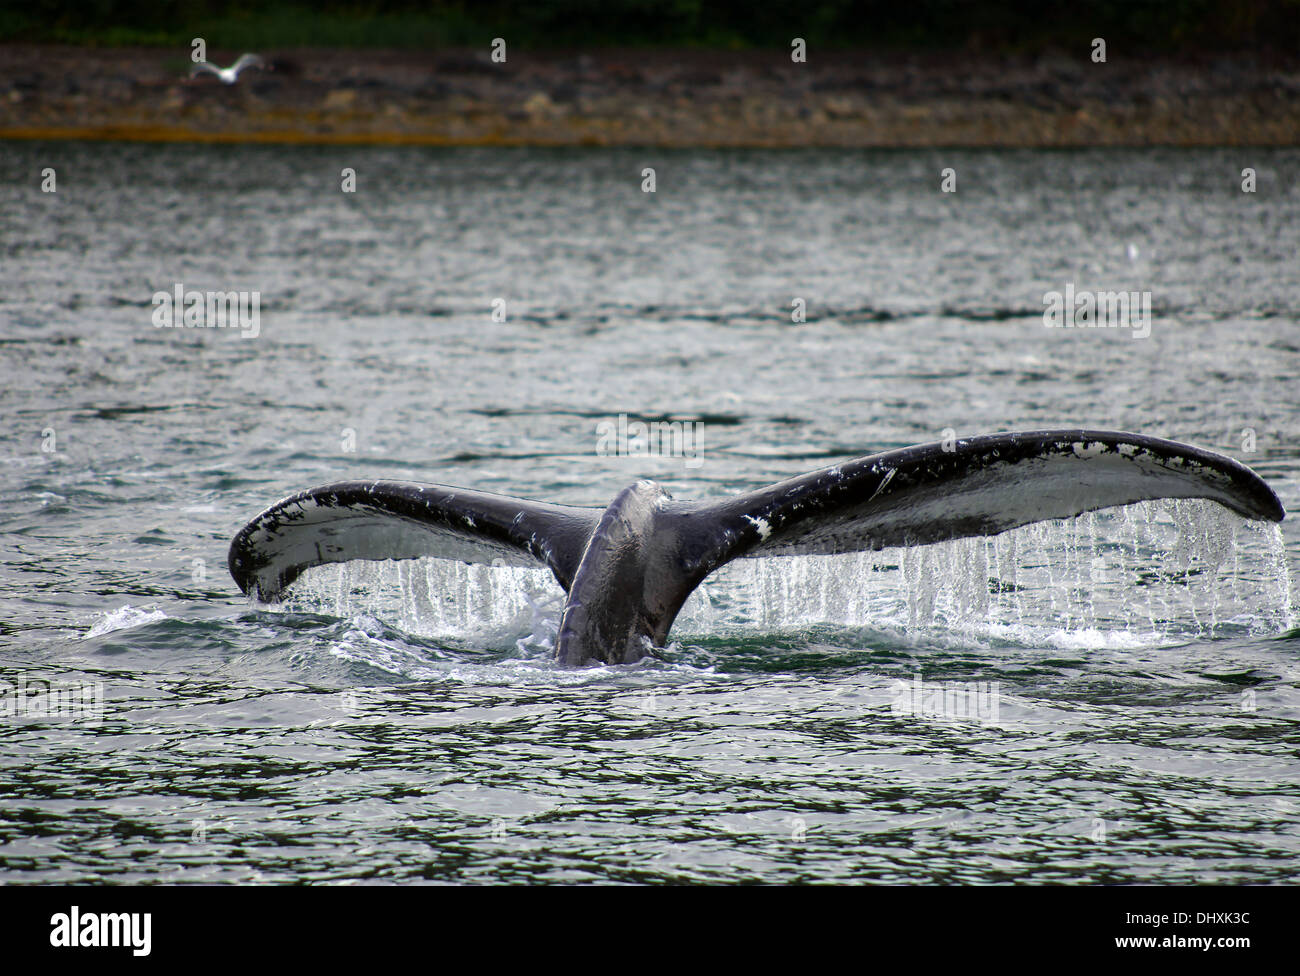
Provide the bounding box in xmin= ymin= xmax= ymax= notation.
xmin=229 ymin=429 xmax=1285 ymax=666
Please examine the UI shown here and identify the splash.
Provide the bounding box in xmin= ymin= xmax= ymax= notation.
xmin=277 ymin=500 xmax=1294 ymax=647
xmin=84 ymin=604 xmax=167 ymax=639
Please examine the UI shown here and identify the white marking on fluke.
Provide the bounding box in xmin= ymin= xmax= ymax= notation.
xmin=869 ymin=467 xmax=897 ymax=501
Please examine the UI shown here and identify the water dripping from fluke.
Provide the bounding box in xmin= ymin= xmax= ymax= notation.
xmin=257 ymin=499 xmax=1293 ymax=662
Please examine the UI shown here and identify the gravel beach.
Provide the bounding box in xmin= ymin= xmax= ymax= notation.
xmin=2 ymin=44 xmax=1298 ymax=146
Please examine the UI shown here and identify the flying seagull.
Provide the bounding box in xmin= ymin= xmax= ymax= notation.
xmin=228 ymin=429 xmax=1285 ymax=666
xmin=189 ymin=54 xmax=266 ymax=85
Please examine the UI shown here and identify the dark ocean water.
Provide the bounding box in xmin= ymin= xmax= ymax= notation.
xmin=1 ymin=142 xmax=1298 ymax=883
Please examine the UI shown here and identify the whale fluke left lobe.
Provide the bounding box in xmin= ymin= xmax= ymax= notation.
xmin=227 ymin=481 xmax=600 ymax=602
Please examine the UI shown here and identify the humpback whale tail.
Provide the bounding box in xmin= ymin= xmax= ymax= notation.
xmin=228 ymin=429 xmax=1284 ymax=666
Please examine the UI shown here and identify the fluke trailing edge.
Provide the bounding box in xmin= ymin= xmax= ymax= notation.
xmin=229 ymin=429 xmax=1284 ymax=666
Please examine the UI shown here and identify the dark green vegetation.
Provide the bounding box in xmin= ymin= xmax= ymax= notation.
xmin=4 ymin=0 xmax=1298 ymax=51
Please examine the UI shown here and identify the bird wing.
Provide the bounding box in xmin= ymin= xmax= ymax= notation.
xmin=231 ymin=53 xmax=265 ymax=74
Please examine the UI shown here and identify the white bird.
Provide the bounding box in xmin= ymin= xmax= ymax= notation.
xmin=189 ymin=54 xmax=266 ymax=85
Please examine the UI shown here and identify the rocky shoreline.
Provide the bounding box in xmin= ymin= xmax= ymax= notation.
xmin=2 ymin=44 xmax=1298 ymax=147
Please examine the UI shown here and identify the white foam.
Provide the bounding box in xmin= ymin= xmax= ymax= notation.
xmin=84 ymin=604 xmax=167 ymax=639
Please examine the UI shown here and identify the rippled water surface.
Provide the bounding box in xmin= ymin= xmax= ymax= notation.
xmin=2 ymin=143 xmax=1299 ymax=883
